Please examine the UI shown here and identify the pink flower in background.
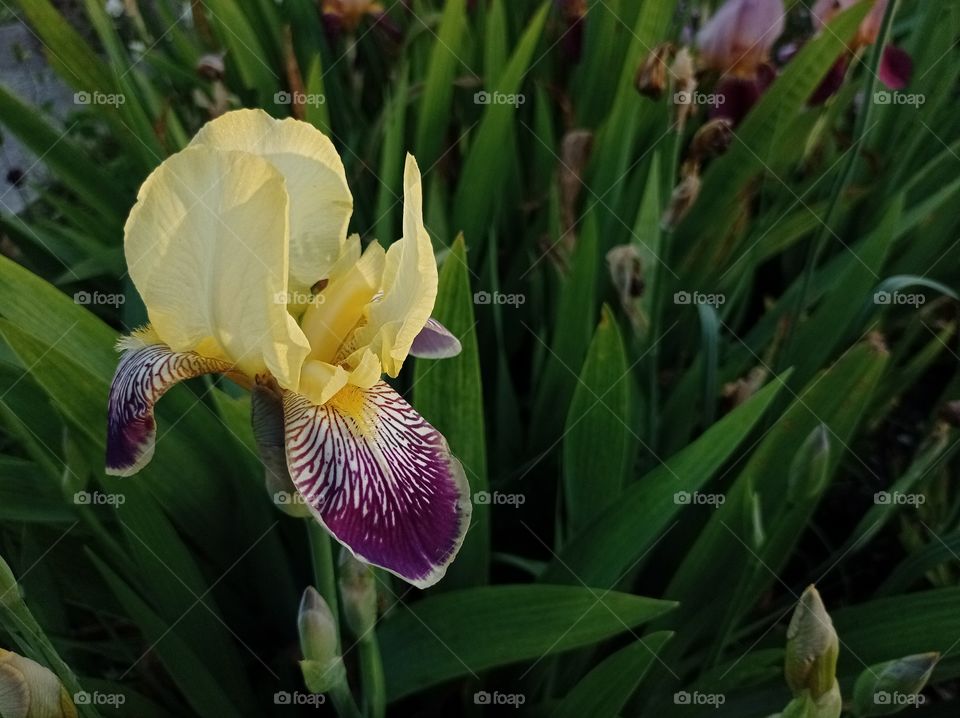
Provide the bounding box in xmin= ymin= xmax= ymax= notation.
xmin=696 ymin=0 xmax=786 ymax=125
xmin=697 ymin=0 xmax=786 ymax=78
xmin=810 ymin=0 xmax=913 ymax=104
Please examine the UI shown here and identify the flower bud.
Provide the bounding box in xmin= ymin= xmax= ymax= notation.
xmin=635 ymin=43 xmax=674 ymax=99
xmin=938 ymin=400 xmax=960 ymax=427
xmin=697 ymin=0 xmax=786 ymax=77
xmin=671 ymin=47 xmax=698 ymax=130
xmin=786 ymin=425 xmax=831 ymax=504
xmin=196 ymin=53 xmax=225 ymax=81
xmin=0 ymin=555 xmax=20 ymax=611
xmin=297 ymin=587 xmax=345 ymax=693
xmin=322 ymin=0 xmax=385 ymax=34
xmin=661 ymin=165 xmax=701 ymax=230
xmin=777 ymin=678 xmax=841 ymax=718
xmin=298 ymin=587 xmax=338 ymax=664
xmin=851 ymin=652 xmax=939 ymax=717
xmin=813 ymin=680 xmax=842 ymax=718
xmin=606 ymin=244 xmax=645 ymax=330
xmin=0 ymin=650 xmax=77 ymax=718
xmin=689 ymin=118 xmax=734 ymax=161
xmin=338 ymin=552 xmax=378 ymax=639
xmin=785 ymin=585 xmax=839 ymax=699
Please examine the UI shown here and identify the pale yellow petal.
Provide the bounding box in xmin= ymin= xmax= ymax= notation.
xmin=124 ymin=146 xmax=310 ymax=388
xmin=300 ymin=236 xmax=385 ymax=363
xmin=190 ymin=109 xmax=353 ymax=290
xmin=353 ymin=154 xmax=437 ymax=376
xmin=300 ymin=359 xmax=350 ymax=405
xmin=344 ymin=347 xmax=382 ymax=389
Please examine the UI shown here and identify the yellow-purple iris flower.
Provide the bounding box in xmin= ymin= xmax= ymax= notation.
xmin=106 ymin=109 xmax=471 ymax=588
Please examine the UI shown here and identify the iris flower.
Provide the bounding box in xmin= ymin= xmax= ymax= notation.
xmin=696 ymin=0 xmax=786 ymax=124
xmin=106 ymin=109 xmax=471 ymax=588
xmin=697 ymin=0 xmax=785 ymax=80
xmin=810 ymin=0 xmax=913 ymax=104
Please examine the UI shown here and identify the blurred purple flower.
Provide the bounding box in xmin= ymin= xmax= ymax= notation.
xmin=697 ymin=0 xmax=786 ymax=78
xmin=809 ymin=0 xmax=913 ymax=103
xmin=696 ymin=0 xmax=785 ymax=125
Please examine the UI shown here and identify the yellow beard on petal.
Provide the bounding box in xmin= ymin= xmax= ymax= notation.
xmin=329 ymin=384 xmax=375 ymax=436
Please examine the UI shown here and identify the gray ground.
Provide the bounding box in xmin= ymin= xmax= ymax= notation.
xmin=0 ymin=19 xmax=74 ymax=215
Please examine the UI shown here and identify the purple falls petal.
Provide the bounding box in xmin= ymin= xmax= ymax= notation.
xmin=106 ymin=337 xmax=228 ymax=477
xmin=879 ymin=45 xmax=913 ymax=90
xmin=409 ymin=318 xmax=462 ymax=360
xmin=709 ymin=64 xmax=776 ymax=125
xmin=283 ymin=381 xmax=472 ymax=588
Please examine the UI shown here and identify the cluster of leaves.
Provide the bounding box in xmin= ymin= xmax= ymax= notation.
xmin=0 ymin=0 xmax=959 ymax=716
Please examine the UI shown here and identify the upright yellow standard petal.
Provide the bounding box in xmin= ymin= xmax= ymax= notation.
xmin=298 ymin=236 xmax=386 ymax=404
xmin=301 ymin=235 xmax=385 ymax=363
xmin=353 ymin=154 xmax=438 ymax=376
xmin=124 ymin=146 xmax=310 ymax=389
xmin=189 ymin=109 xmax=354 ymax=293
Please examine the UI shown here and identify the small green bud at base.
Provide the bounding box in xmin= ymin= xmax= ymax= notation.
xmin=298 ymin=587 xmax=339 ymax=665
xmin=338 ymin=552 xmax=378 ymax=640
xmin=0 ymin=555 xmax=21 ymax=610
xmin=852 ymin=652 xmax=939 ymax=716
xmin=785 ymin=586 xmax=839 ymax=699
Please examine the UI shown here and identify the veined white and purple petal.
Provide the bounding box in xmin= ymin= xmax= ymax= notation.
xmin=106 ymin=338 xmax=229 ymax=477
xmin=409 ymin=318 xmax=462 ymax=360
xmin=282 ymin=381 xmax=471 ymax=588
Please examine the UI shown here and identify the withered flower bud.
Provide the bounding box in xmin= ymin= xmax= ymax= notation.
xmin=606 ymin=244 xmax=645 ymax=330
xmin=196 ymin=53 xmax=225 ymax=81
xmin=690 ymin=118 xmax=734 ymax=161
xmin=671 ymin=48 xmax=698 ymax=130
xmin=661 ymin=164 xmax=701 ymax=230
xmin=635 ymin=43 xmax=674 ymax=100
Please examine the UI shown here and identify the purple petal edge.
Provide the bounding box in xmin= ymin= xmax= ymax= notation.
xmin=409 ymin=318 xmax=462 ymax=359
xmin=106 ymin=339 xmax=227 ymax=477
xmin=283 ymin=381 xmax=472 ymax=588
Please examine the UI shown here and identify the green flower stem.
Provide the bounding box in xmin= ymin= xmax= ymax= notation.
xmin=307 ymin=521 xmax=341 ymax=648
xmin=306 ymin=522 xmax=364 ymax=718
xmin=358 ymin=633 xmax=386 ymax=718
xmin=329 ymin=681 xmax=363 ymax=718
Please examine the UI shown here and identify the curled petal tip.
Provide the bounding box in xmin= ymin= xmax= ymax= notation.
xmin=106 ymin=339 xmax=227 ymax=476
xmin=409 ymin=318 xmax=462 ymax=359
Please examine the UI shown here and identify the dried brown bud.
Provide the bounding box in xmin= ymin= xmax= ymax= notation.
xmin=606 ymin=244 xmax=645 ymax=330
xmin=671 ymin=48 xmax=698 ymax=130
xmin=196 ymin=53 xmax=225 ymax=81
xmin=690 ymin=118 xmax=734 ymax=161
xmin=635 ymin=43 xmax=674 ymax=100
xmin=662 ymin=166 xmax=701 ymax=230
xmin=939 ymin=400 xmax=960 ymax=428
xmin=558 ymin=129 xmax=594 ymax=255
